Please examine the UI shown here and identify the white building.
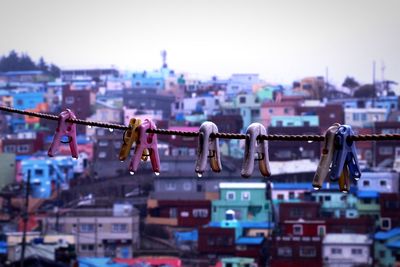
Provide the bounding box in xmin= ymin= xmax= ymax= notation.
xmin=323 ymin=233 xmax=373 ymax=267
xmin=358 ymin=172 xmax=399 ymax=193
xmin=344 ymin=108 xmax=387 ymax=128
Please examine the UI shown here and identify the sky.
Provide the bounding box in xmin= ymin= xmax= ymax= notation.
xmin=0 ymin=0 xmax=400 ymax=85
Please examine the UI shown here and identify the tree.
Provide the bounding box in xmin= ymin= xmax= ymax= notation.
xmin=353 ymin=84 xmax=377 ymax=98
xmin=38 ymin=57 xmax=48 ymax=72
xmin=48 ymin=64 xmax=61 ymax=77
xmin=18 ymin=53 xmax=36 ymax=70
xmin=342 ymin=76 xmax=360 ymax=89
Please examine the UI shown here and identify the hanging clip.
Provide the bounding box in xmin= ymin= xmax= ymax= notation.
xmin=129 ymin=119 xmax=160 ymax=175
xmin=241 ymin=123 xmax=271 ymax=178
xmin=119 ymin=118 xmax=149 ymax=162
xmin=48 ymin=109 xmax=78 ymax=159
xmin=195 ymin=121 xmax=222 ymax=177
xmin=338 ymin=165 xmax=350 ymax=193
xmin=330 ymin=125 xmax=361 ymax=182
xmin=312 ymin=123 xmax=340 ymax=190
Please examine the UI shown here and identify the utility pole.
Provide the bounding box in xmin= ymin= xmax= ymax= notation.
xmin=20 ymin=170 xmax=31 ymax=267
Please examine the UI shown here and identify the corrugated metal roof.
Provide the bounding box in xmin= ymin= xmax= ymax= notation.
xmin=357 ymin=190 xmax=379 ymax=199
xmin=323 ymin=233 xmax=372 ymax=244
xmin=374 ymin=227 xmax=400 ymax=240
xmin=236 ymin=236 xmax=264 ymax=245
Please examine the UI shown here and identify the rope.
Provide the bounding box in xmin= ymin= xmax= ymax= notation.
xmin=1 ymin=105 xmax=400 ymax=142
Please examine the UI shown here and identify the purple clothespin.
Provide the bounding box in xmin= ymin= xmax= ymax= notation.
xmin=48 ymin=109 xmax=78 ymax=159
xmin=129 ymin=119 xmax=160 ymax=175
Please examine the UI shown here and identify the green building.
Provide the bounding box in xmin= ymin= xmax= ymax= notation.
xmin=0 ymin=153 xmax=16 ymax=189
xmin=212 ymin=182 xmax=272 ymax=223
xmin=374 ymin=227 xmax=400 ymax=267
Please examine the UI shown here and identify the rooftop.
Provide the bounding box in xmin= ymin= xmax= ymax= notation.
xmin=374 ymin=227 xmax=400 ymax=240
xmin=323 ymin=233 xmax=372 ymax=245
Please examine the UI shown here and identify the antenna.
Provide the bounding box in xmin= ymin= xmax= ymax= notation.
xmin=160 ymin=50 xmax=167 ymax=69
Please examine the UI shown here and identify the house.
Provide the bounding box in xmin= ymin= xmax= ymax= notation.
xmin=61 ymin=68 xmax=119 ymax=82
xmin=356 ymin=191 xmax=380 ymax=222
xmin=344 ymin=107 xmax=387 ymax=128
xmin=172 ymin=94 xmax=223 ymax=118
xmin=123 ymin=88 xmax=175 ymax=120
xmin=226 ymin=74 xmax=260 ymax=96
xmin=310 ymin=190 xmax=358 ymax=219
xmin=260 ymin=101 xmax=297 ymax=127
xmin=296 ymin=102 xmax=344 ymax=132
xmin=278 ymin=202 xmax=320 ymax=222
xmin=358 ymin=172 xmax=399 ymax=193
xmin=325 ymin=217 xmax=375 ymax=234
xmin=271 ymin=183 xmax=313 ymax=204
xmin=0 ymin=153 xmax=16 ymax=190
xmin=293 ymin=76 xmax=325 ymax=99
xmin=375 ymin=121 xmax=400 ymax=168
xmin=268 ymin=235 xmax=322 ymax=267
xmin=1 ymin=70 xmax=50 ymax=83
xmin=2 ymin=132 xmax=44 ymax=156
xmin=212 ymin=257 xmax=257 ymax=267
xmin=374 ymin=228 xmax=400 ymax=267
xmin=21 ymin=156 xmax=75 ymax=198
xmin=42 ymin=202 xmax=140 ymax=258
xmin=322 ymin=233 xmax=373 ymax=267
xmin=268 ymin=126 xmax=321 ymax=161
xmin=379 ymin=193 xmax=400 ymax=230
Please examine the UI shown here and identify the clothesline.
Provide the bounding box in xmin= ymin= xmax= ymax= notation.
xmin=1 ymin=105 xmax=400 ymax=142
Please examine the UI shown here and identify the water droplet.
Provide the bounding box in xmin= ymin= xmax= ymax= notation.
xmin=120 ymin=160 xmax=124 ymax=163
xmin=197 ymin=173 xmax=203 ymax=178
xmin=129 ymin=171 xmax=135 ymax=175
xmin=313 ymin=186 xmax=320 ymax=190
xmin=341 ymin=190 xmax=348 ymax=194
xmin=155 ymin=172 xmax=160 ymax=176
xmin=88 ymin=125 xmax=92 ymax=129
xmin=308 ymin=140 xmax=313 ymax=143
xmin=109 ymin=128 xmax=114 ymax=132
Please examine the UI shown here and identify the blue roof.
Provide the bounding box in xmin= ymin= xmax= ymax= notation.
xmin=357 ymin=190 xmax=379 ymax=199
xmin=79 ymin=257 xmax=129 ymax=267
xmin=273 ymin=183 xmax=312 ymax=190
xmin=2 ymin=70 xmax=44 ymax=75
xmin=208 ymin=221 xmax=274 ymax=229
xmin=374 ymin=227 xmax=400 ymax=240
xmin=387 ymin=240 xmax=400 ymax=249
xmin=0 ymin=241 xmax=7 ymax=254
xmin=236 ymin=237 xmax=264 ymax=245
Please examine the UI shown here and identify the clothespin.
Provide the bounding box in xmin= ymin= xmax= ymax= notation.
xmin=330 ymin=125 xmax=361 ymax=182
xmin=129 ymin=119 xmax=160 ymax=175
xmin=241 ymin=123 xmax=271 ymax=178
xmin=338 ymin=165 xmax=350 ymax=193
xmin=48 ymin=109 xmax=78 ymax=159
xmin=119 ymin=118 xmax=149 ymax=162
xmin=312 ymin=123 xmax=341 ymax=190
xmin=195 ymin=121 xmax=222 ymax=177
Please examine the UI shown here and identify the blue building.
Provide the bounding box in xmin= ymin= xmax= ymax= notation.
xmin=21 ymin=157 xmax=75 ymax=198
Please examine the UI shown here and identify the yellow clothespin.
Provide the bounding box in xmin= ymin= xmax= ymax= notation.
xmin=338 ymin=165 xmax=350 ymax=193
xmin=119 ymin=118 xmax=149 ymax=162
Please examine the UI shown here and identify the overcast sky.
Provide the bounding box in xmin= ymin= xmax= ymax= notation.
xmin=1 ymin=0 xmax=399 ymax=85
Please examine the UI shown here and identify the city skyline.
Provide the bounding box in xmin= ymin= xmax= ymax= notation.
xmin=1 ymin=0 xmax=400 ymax=85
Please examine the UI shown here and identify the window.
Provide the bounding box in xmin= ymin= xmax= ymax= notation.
xmin=293 ymin=225 xmax=303 ymax=235
xmin=277 ymin=194 xmax=284 ymax=200
xmin=380 ymin=180 xmax=387 ymax=186
xmin=381 ymin=218 xmax=391 ymax=230
xmin=351 ymin=248 xmax=362 ymax=255
xmin=284 ymin=108 xmax=290 ymax=114
xmin=183 ymin=182 xmax=192 ymax=191
xmin=4 ymin=145 xmax=16 ymax=153
xmin=363 ymin=180 xmax=370 ymax=187
xmin=99 ymin=140 xmax=109 ymax=147
xmin=193 ymin=209 xmax=208 ymax=218
xmin=98 ymin=151 xmax=107 ymax=158
xmin=288 ymin=191 xmax=295 ymax=199
xmin=299 ymin=246 xmax=316 ymax=257
xmin=81 ymin=244 xmax=94 ymax=251
xmin=226 ymin=191 xmax=236 ymax=200
xmin=165 ymin=182 xmax=176 ymax=191
xmin=379 ymin=146 xmax=393 ymax=155
xmin=169 ymin=208 xmax=177 ymax=218
xmin=379 ymin=250 xmax=385 ymax=258
xmin=65 ymin=96 xmax=75 ymax=104
xmin=207 ymin=237 xmax=215 ymax=246
xmin=241 ymin=191 xmax=250 ymax=201
xmin=277 ymin=247 xmax=292 ymax=257
xmin=317 ymin=225 xmax=326 ymax=236
xmin=324 ymin=196 xmax=331 ymax=201
xmin=34 ymin=169 xmax=44 ymax=176
xmin=276 ymin=121 xmax=283 ymax=127
xmin=80 ymin=224 xmax=95 ymax=233
xmin=290 ymin=208 xmax=302 ymax=218
xmin=331 ymin=248 xmax=342 ymax=254
xmin=112 ymin=223 xmax=128 ymax=233
xmin=239 ymin=97 xmax=246 ymax=104
xmin=17 ymin=145 xmax=30 ymax=153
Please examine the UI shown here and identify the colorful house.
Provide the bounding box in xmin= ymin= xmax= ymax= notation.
xmin=356 ymin=191 xmax=380 ymax=222
xmin=374 ymin=228 xmax=400 ymax=267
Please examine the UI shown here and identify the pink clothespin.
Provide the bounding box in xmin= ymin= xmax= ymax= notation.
xmin=129 ymin=119 xmax=160 ymax=175
xmin=48 ymin=109 xmax=78 ymax=159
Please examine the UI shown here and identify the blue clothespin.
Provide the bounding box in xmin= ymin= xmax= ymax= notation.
xmin=330 ymin=125 xmax=361 ymax=182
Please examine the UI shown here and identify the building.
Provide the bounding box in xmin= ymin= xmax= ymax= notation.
xmin=296 ymin=102 xmax=344 ymax=132
xmin=61 ymin=68 xmax=119 ymax=81
xmin=344 ymin=108 xmax=387 ymax=128
xmin=358 ymin=172 xmax=399 ymax=193
xmin=310 ymin=190 xmax=358 ymax=219
xmin=356 ymin=191 xmax=380 ymax=221
xmin=268 ymin=235 xmax=322 ymax=267
xmin=375 ymin=121 xmax=400 ymax=168
xmin=2 ymin=132 xmax=44 ymax=156
xmin=379 ymin=193 xmax=400 ymax=230
xmin=42 ymin=202 xmax=140 ymax=258
xmin=322 ymin=233 xmax=373 ymax=267
xmin=374 ymin=228 xmax=400 ymax=267
xmin=0 ymin=153 xmax=16 ymax=190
